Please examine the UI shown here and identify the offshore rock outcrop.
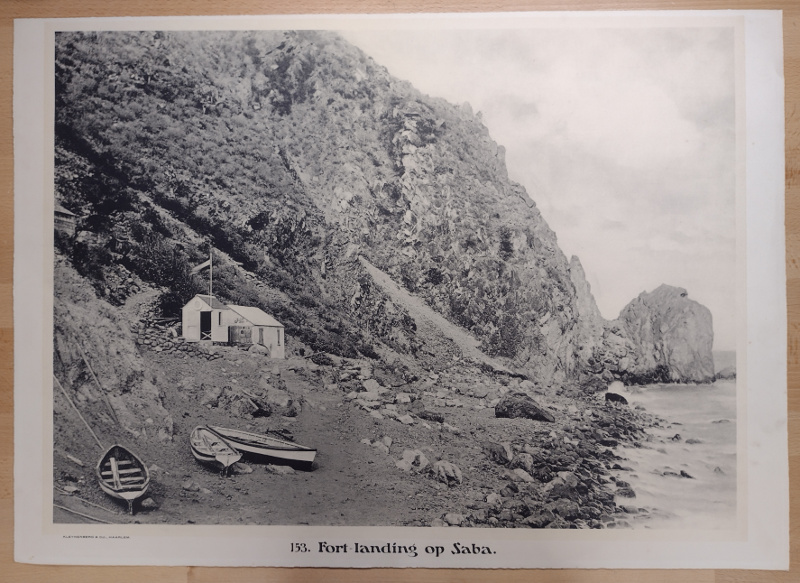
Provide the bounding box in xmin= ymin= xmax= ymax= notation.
xmin=615 ymin=285 xmax=715 ymax=383
xmin=568 ymin=259 xmax=715 ymax=385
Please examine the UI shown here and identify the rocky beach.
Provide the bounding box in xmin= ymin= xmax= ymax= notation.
xmin=53 ymin=268 xmax=734 ymax=529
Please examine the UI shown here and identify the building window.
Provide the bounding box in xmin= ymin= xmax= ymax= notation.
xmin=277 ymin=329 xmax=281 ymax=346
xmin=218 ymin=312 xmax=222 ymax=326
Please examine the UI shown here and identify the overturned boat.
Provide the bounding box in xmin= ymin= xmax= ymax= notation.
xmin=210 ymin=425 xmax=317 ymax=466
xmin=190 ymin=426 xmax=242 ymax=475
xmin=95 ymin=444 xmax=151 ymax=514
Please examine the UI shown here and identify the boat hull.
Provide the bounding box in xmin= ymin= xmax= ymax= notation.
xmin=190 ymin=426 xmax=242 ymax=473
xmin=95 ymin=445 xmax=150 ymax=513
xmin=210 ymin=426 xmax=317 ymax=464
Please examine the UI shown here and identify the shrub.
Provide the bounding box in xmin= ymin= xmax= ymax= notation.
xmin=310 ymin=352 xmax=334 ymax=366
xmin=71 ymin=240 xmax=112 ymax=282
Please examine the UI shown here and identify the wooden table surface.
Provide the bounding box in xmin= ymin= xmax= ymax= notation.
xmin=1 ymin=1 xmax=796 ymax=581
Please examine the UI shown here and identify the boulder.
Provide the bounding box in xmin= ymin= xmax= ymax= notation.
xmin=510 ymin=453 xmax=534 ymax=473
xmin=264 ymin=387 xmax=291 ymax=408
xmin=398 ymin=414 xmax=415 ymax=425
xmin=284 ymin=400 xmax=302 ymax=417
xmin=230 ymin=398 xmax=258 ymax=418
xmin=616 ymin=485 xmax=636 ymax=498
xmin=512 ymin=468 xmax=535 ymax=483
xmin=362 ymin=379 xmax=381 ymax=392
xmin=395 ymin=449 xmax=430 ymax=472
xmin=543 ymin=471 xmax=581 ymax=500
xmin=483 ymin=441 xmax=514 ymax=465
xmin=716 ymin=366 xmax=736 ymax=380
xmin=417 ymin=410 xmax=445 ymax=423
xmin=233 ymin=462 xmax=254 ymax=474
xmin=248 ymin=343 xmax=270 ymax=355
xmin=547 ymin=498 xmax=581 ymax=520
xmin=139 ymin=497 xmax=159 ymax=510
xmin=431 ymin=460 xmax=463 ymax=485
xmin=523 ymin=510 xmax=555 ymax=528
xmin=608 ymin=380 xmax=625 ymax=393
xmin=200 ymin=384 xmax=223 ymax=407
xmin=443 ymin=513 xmax=466 ymax=526
xmin=441 ymin=422 xmax=461 ymax=435
xmin=495 ymin=392 xmax=555 ymax=422
xmin=486 ymin=492 xmax=502 ymax=506
xmin=604 ymin=392 xmax=628 ymax=405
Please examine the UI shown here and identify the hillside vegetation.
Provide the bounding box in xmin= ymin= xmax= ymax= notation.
xmin=54 ymin=30 xmax=598 ymax=386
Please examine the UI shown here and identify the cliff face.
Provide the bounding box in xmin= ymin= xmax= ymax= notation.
xmin=52 ymin=30 xmax=716 ymax=390
xmin=53 ymin=30 xmax=591 ymax=386
xmin=614 ymin=285 xmax=715 ymax=383
xmin=567 ymin=255 xmax=605 ymax=373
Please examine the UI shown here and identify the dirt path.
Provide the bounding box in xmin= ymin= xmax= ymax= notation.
xmin=119 ymin=287 xmax=162 ymax=319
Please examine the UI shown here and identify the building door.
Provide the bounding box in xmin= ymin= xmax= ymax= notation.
xmin=258 ymin=328 xmax=264 ymax=345
xmin=200 ymin=311 xmax=212 ymax=340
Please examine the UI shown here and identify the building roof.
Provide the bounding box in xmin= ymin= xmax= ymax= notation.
xmin=195 ymin=295 xmax=229 ymax=310
xmin=228 ymin=305 xmax=283 ymax=327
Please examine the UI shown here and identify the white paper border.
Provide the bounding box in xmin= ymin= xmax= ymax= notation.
xmin=13 ymin=10 xmax=787 ymax=569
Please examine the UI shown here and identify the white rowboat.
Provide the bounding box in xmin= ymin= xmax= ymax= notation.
xmin=95 ymin=445 xmax=150 ymax=514
xmin=210 ymin=425 xmax=317 ymax=465
xmin=190 ymin=426 xmax=242 ymax=475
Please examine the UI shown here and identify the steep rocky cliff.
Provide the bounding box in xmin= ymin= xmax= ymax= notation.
xmin=53 ymin=30 xmax=592 ymax=387
xmin=567 ymin=256 xmax=606 ymax=373
xmin=52 ymin=30 xmax=716 ymax=394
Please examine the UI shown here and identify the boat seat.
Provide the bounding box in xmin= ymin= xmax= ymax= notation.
xmin=102 ymin=475 xmax=145 ymax=484
xmin=117 ymin=476 xmax=146 ymax=484
xmin=105 ymin=459 xmax=134 ymax=467
xmin=101 ymin=468 xmax=142 ymax=477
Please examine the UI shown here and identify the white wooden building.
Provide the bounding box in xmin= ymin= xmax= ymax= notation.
xmin=181 ymin=295 xmax=231 ymax=343
xmin=227 ymin=305 xmax=285 ymax=360
xmin=181 ymin=295 xmax=285 ymax=359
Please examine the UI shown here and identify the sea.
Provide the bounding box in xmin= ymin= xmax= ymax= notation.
xmin=613 ymin=351 xmax=738 ymax=530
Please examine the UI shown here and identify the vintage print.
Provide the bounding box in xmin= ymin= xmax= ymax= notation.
xmin=14 ymin=11 xmax=787 ymax=569
xmin=51 ymin=24 xmax=737 ymax=529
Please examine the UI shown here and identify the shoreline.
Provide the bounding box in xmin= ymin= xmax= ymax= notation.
xmin=53 ymin=336 xmax=716 ymax=530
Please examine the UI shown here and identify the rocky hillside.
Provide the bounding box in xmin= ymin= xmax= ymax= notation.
xmin=53 ymin=30 xmax=714 ymax=404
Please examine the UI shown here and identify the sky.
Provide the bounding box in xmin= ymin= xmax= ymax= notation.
xmin=340 ymin=25 xmax=738 ymax=351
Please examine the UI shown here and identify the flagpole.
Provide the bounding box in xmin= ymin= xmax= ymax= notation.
xmin=209 ymin=248 xmax=213 ymax=298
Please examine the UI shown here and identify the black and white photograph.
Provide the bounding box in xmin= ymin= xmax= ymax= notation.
xmin=13 ymin=11 xmax=788 ymax=569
